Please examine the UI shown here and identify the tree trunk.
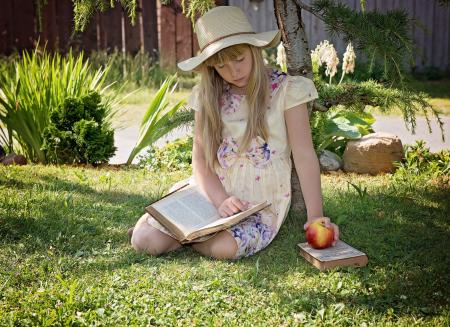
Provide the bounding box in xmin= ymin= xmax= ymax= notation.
xmin=274 ymin=0 xmax=314 ymax=215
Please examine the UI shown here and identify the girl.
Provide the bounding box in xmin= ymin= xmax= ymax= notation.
xmin=129 ymin=6 xmax=339 ymax=260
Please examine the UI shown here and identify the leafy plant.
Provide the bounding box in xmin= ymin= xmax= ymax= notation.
xmin=393 ymin=140 xmax=449 ymax=181
xmin=311 ymin=109 xmax=375 ymax=156
xmin=138 ymin=136 xmax=193 ymax=172
xmin=0 ymin=46 xmax=118 ymax=163
xmin=42 ymin=92 xmax=116 ymax=165
xmin=127 ymin=74 xmax=193 ymax=165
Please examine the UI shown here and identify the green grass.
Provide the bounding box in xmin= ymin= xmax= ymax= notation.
xmin=0 ymin=165 xmax=449 ymax=325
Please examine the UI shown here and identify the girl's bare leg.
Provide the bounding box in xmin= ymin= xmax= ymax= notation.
xmin=191 ymin=230 xmax=238 ymax=260
xmin=131 ymin=214 xmax=182 ymax=256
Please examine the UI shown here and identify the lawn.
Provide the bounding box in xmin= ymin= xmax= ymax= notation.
xmin=0 ymin=165 xmax=448 ymax=325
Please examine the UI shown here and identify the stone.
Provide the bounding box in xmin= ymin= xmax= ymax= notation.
xmin=319 ymin=150 xmax=343 ymax=171
xmin=1 ymin=153 xmax=27 ymax=166
xmin=343 ymin=132 xmax=404 ymax=174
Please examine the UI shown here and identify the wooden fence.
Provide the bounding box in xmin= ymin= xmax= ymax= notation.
xmin=230 ymin=0 xmax=450 ymax=71
xmin=0 ymin=0 xmax=158 ymax=56
xmin=1 ymin=0 xmax=448 ymax=72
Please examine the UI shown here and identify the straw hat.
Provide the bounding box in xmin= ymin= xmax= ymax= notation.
xmin=177 ymin=6 xmax=281 ymax=71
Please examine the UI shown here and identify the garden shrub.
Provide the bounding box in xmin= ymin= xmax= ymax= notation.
xmin=138 ymin=137 xmax=193 ymax=172
xmin=0 ymin=48 xmax=117 ymax=163
xmin=392 ymin=140 xmax=449 ymax=186
xmin=42 ymin=92 xmax=116 ymax=164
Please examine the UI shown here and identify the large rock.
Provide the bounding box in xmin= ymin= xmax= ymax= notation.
xmin=343 ymin=132 xmax=404 ymax=174
xmin=319 ymin=150 xmax=343 ymax=171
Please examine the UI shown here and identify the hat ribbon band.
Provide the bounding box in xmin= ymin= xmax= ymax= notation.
xmin=200 ymin=31 xmax=256 ymax=52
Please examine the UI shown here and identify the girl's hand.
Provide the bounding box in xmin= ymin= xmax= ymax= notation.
xmin=304 ymin=216 xmax=340 ymax=246
xmin=218 ymin=196 xmax=249 ymax=218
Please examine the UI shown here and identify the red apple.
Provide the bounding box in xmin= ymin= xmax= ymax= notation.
xmin=305 ymin=220 xmax=334 ymax=249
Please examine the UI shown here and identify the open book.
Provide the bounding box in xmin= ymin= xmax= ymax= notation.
xmin=298 ymin=240 xmax=368 ymax=271
xmin=145 ymin=184 xmax=270 ymax=244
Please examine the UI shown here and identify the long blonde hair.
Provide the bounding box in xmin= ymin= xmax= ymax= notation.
xmin=197 ymin=44 xmax=270 ymax=170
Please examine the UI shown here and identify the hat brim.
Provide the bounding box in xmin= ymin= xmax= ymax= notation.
xmin=177 ymin=29 xmax=281 ymax=72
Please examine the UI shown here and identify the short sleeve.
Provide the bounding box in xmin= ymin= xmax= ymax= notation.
xmin=283 ymin=75 xmax=319 ymax=111
xmin=186 ymin=84 xmax=201 ymax=112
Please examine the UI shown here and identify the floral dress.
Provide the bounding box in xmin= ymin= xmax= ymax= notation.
xmin=147 ymin=68 xmax=318 ymax=259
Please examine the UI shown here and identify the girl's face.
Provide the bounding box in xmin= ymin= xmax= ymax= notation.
xmin=213 ymin=46 xmax=253 ymax=88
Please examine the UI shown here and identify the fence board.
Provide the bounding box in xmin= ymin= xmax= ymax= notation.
xmin=101 ymin=7 xmax=123 ymax=52
xmin=159 ymin=3 xmax=177 ymax=69
xmin=0 ymin=0 xmax=14 ymax=54
xmin=12 ymin=0 xmax=36 ymax=51
xmin=125 ymin=10 xmax=141 ymax=54
xmin=175 ymin=7 xmax=192 ymax=63
xmin=55 ymin=0 xmax=75 ymax=52
xmin=142 ymin=0 xmax=158 ymax=56
xmin=43 ymin=0 xmax=57 ymax=51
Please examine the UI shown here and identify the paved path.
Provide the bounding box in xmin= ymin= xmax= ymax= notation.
xmin=109 ymin=116 xmax=450 ymax=164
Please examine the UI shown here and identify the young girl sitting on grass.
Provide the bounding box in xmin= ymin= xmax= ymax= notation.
xmin=129 ymin=6 xmax=339 ymax=260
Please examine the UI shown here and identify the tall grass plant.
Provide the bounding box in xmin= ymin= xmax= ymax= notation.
xmin=0 ymin=47 xmax=119 ymax=163
xmin=127 ymin=74 xmax=193 ymax=165
xmin=88 ymin=50 xmax=198 ymax=92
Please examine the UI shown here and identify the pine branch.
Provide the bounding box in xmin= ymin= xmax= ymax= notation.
xmin=316 ymin=80 xmax=445 ymax=141
xmin=293 ymin=0 xmax=323 ymax=20
xmin=181 ymin=0 xmax=215 ymax=27
xmin=165 ymin=108 xmax=195 ymax=132
xmin=72 ymin=0 xmax=137 ymax=33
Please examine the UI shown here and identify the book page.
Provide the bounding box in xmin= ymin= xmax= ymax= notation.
xmin=152 ymin=186 xmax=220 ymax=232
xmin=298 ymin=241 xmax=366 ymax=262
xmin=198 ymin=202 xmax=269 ymax=231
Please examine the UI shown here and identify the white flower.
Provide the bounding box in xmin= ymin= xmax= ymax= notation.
xmin=276 ymin=42 xmax=287 ymax=72
xmin=342 ymin=42 xmax=356 ymax=74
xmin=311 ymin=40 xmax=339 ymax=78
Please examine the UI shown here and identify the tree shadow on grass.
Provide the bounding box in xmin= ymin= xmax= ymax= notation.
xmin=2 ymin=169 xmax=449 ymax=320
xmin=228 ymin=183 xmax=450 ymax=318
xmin=0 ymin=171 xmax=156 ymax=255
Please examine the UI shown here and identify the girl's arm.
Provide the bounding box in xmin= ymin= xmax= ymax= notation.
xmin=284 ymin=104 xmax=339 ymax=243
xmin=192 ymin=111 xmax=248 ymax=216
xmin=284 ymin=104 xmax=323 ymax=220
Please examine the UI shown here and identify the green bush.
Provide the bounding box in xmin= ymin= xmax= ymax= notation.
xmin=393 ymin=140 xmax=449 ymax=185
xmin=42 ymin=92 xmax=116 ymax=165
xmin=138 ymin=136 xmax=193 ymax=172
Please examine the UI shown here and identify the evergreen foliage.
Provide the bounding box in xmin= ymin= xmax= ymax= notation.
xmin=72 ymin=0 xmax=137 ymax=32
xmin=42 ymin=92 xmax=116 ymax=164
xmin=180 ymin=0 xmax=215 ymax=26
xmin=315 ymin=79 xmax=445 ymax=138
